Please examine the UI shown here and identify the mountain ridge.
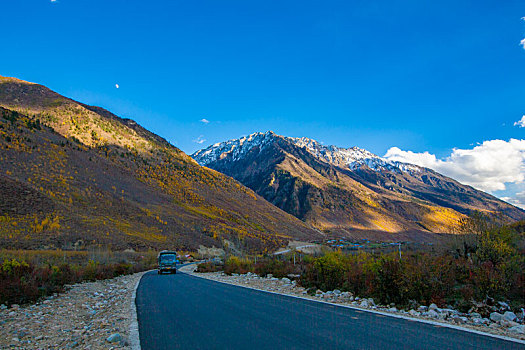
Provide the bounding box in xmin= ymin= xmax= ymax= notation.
xmin=192 ymin=131 xmax=525 ymax=236
xmin=194 ymin=131 xmax=422 ymax=174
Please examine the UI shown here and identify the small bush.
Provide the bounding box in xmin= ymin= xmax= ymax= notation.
xmin=254 ymin=259 xmax=296 ymax=278
xmin=224 ymin=256 xmax=253 ymax=275
xmin=0 ymin=252 xmax=155 ymax=306
xmin=196 ymin=261 xmax=223 ymax=273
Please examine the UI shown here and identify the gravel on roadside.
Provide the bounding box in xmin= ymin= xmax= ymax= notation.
xmin=0 ymin=271 xmax=147 ymax=349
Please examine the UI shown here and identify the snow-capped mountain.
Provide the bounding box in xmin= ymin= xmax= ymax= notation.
xmin=193 ymin=131 xmax=420 ymax=174
xmin=192 ymin=131 xmax=525 ymax=238
xmin=193 ymin=131 xmax=276 ymax=164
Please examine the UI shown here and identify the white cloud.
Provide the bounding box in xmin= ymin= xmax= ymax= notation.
xmin=501 ymin=191 xmax=525 ymax=209
xmin=514 ymin=115 xmax=525 ymax=128
xmin=193 ymin=135 xmax=206 ymax=144
xmin=115 ymin=84 xmax=119 ymax=89
xmin=384 ymin=139 xmax=525 ymax=193
xmin=521 ymin=38 xmax=525 ymax=50
xmin=200 ymin=118 xmax=210 ymax=124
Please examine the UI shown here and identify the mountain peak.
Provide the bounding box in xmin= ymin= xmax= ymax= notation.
xmin=193 ymin=131 xmax=280 ymax=165
xmin=192 ymin=131 xmax=421 ymax=174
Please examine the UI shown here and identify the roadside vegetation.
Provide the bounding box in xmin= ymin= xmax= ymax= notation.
xmin=0 ymin=249 xmax=158 ymax=306
xmin=203 ymin=214 xmax=524 ymax=314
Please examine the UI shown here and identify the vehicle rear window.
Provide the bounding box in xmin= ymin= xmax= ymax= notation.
xmin=160 ymin=254 xmax=176 ymax=263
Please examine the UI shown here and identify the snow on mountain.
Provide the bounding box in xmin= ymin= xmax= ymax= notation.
xmin=192 ymin=131 xmax=421 ymax=174
xmin=192 ymin=131 xmax=276 ymax=165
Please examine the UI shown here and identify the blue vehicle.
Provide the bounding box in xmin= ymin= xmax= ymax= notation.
xmin=157 ymin=250 xmax=178 ymax=274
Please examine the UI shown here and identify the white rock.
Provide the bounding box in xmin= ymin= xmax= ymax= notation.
xmin=333 ymin=289 xmax=341 ymax=295
xmin=360 ymin=300 xmax=369 ymax=308
xmin=503 ymin=311 xmax=517 ymax=322
xmin=427 ymin=310 xmax=439 ymax=318
xmin=472 ymin=317 xmax=484 ymax=325
xmin=499 ymin=319 xmax=519 ymax=328
xmin=428 ymin=303 xmax=438 ymax=311
xmin=106 ymin=333 xmax=122 ymax=343
xmin=451 ymin=316 xmax=467 ymax=324
xmin=508 ymin=325 xmax=525 ymax=334
xmin=469 ymin=312 xmax=482 ymax=319
xmin=490 ymin=312 xmax=504 ymax=322
xmin=409 ymin=309 xmax=420 ymax=317
xmin=498 ymin=301 xmax=510 ymax=310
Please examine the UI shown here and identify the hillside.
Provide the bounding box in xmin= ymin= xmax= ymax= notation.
xmin=0 ymin=77 xmax=321 ymax=251
xmin=192 ymin=131 xmax=525 ymax=240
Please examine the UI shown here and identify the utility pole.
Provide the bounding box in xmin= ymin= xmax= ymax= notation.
xmin=293 ymin=253 xmax=296 ymax=265
xmin=398 ymin=243 xmax=402 ymax=259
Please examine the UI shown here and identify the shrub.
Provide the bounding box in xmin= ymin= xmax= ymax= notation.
xmin=476 ymin=234 xmax=513 ymax=265
xmin=370 ymin=255 xmax=404 ymax=305
xmin=224 ymin=256 xmax=252 ymax=275
xmin=298 ymin=247 xmax=524 ymax=311
xmin=254 ymin=259 xmax=296 ymax=278
xmin=196 ymin=261 xmax=223 ymax=273
xmin=0 ymin=252 xmax=155 ymax=306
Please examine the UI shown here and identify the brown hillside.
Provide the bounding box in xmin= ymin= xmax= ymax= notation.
xmin=0 ymin=78 xmax=321 ymax=251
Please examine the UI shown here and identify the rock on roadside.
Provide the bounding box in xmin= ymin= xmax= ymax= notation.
xmin=0 ymin=271 xmax=147 ymax=349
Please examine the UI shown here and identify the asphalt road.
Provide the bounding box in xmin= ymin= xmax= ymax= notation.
xmin=136 ymin=271 xmax=524 ymax=350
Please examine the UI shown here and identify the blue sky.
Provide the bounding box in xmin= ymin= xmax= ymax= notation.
xmin=2 ymin=0 xmax=525 ymax=207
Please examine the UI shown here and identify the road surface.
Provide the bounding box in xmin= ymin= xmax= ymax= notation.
xmin=136 ymin=271 xmax=524 ymax=350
